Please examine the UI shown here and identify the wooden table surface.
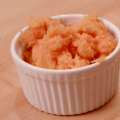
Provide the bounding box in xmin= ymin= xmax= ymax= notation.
xmin=0 ymin=0 xmax=120 ymax=119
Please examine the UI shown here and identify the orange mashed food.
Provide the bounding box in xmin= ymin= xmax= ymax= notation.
xmin=20 ymin=15 xmax=117 ymax=69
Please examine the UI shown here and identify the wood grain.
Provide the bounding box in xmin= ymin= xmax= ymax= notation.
xmin=0 ymin=0 xmax=120 ymax=119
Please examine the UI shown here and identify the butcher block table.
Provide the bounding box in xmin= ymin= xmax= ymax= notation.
xmin=0 ymin=0 xmax=120 ymax=119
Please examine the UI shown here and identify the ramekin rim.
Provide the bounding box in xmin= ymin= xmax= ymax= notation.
xmin=10 ymin=14 xmax=120 ymax=73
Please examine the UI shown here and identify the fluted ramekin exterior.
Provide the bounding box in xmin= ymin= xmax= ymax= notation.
xmin=13 ymin=52 xmax=120 ymax=115
xmin=11 ymin=14 xmax=120 ymax=115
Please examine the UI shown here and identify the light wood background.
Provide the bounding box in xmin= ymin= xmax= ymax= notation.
xmin=0 ymin=0 xmax=120 ymax=120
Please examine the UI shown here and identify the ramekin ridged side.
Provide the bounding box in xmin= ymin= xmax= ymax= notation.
xmin=12 ymin=51 xmax=119 ymax=115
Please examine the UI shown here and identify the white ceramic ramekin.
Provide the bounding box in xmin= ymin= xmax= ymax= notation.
xmin=11 ymin=14 xmax=120 ymax=115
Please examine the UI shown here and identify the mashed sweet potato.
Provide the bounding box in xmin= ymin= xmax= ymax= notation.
xmin=20 ymin=15 xmax=117 ymax=69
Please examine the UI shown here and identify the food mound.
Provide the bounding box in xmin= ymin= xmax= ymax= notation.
xmin=19 ymin=15 xmax=117 ymax=69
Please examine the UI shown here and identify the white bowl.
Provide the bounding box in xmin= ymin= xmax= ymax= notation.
xmin=11 ymin=14 xmax=120 ymax=115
